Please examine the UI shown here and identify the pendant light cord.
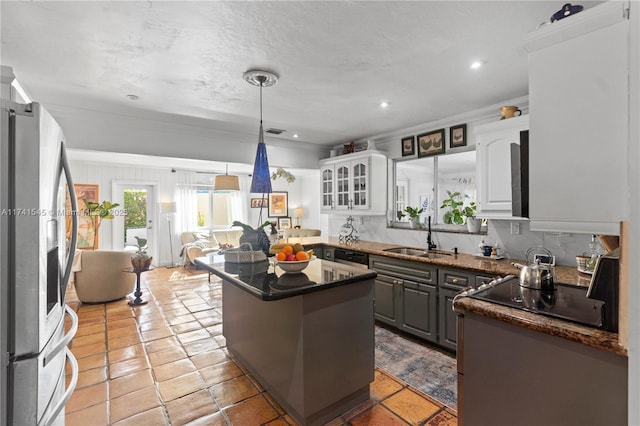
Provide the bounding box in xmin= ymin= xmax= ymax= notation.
xmin=259 ymin=78 xmax=264 ymax=126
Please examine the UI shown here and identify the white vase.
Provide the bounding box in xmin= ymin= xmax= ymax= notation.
xmin=466 ymin=217 xmax=482 ymax=233
xmin=410 ymin=217 xmax=420 ymax=229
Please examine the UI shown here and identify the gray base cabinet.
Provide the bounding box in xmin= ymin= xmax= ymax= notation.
xmin=370 ymin=256 xmax=437 ymax=343
xmin=437 ymin=268 xmax=476 ymax=351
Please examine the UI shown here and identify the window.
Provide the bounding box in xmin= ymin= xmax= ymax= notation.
xmin=196 ymin=188 xmax=239 ymax=228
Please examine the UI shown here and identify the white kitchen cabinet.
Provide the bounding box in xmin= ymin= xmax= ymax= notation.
xmin=524 ymin=1 xmax=629 ymax=235
xmin=318 ymin=150 xmax=387 ymax=215
xmin=475 ymin=115 xmax=529 ymax=219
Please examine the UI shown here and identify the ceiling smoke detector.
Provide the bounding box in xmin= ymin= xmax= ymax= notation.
xmin=266 ymin=128 xmax=286 ymax=135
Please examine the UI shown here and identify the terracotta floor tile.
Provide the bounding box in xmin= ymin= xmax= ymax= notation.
xmin=65 ymin=401 xmax=108 ymax=426
xmin=425 ymin=408 xmax=458 ymax=426
xmin=111 ymin=406 xmax=167 ymax=426
xmin=76 ymin=352 xmax=107 ymax=372
xmin=72 ymin=332 xmax=106 ymax=348
xmin=223 ymin=394 xmax=279 ymax=425
xmin=77 ymin=308 xmax=105 ymax=319
xmin=74 ymin=366 xmax=107 ymax=389
xmin=210 ymin=375 xmax=260 ymax=409
xmin=157 ymin=371 xmax=206 ymax=402
xmin=371 ymin=369 xmax=405 ymax=401
xmin=199 ymin=360 xmax=244 ymax=387
xmin=74 ymin=322 xmax=105 ymax=337
xmin=148 ymin=345 xmax=188 ymax=367
xmin=186 ymin=303 xmax=213 ymax=313
xmin=77 ymin=303 xmax=104 ymax=313
xmin=139 ymin=319 xmax=169 ymax=332
xmin=382 ymin=388 xmax=441 ymax=425
xmin=167 ymin=313 xmax=197 ymax=326
xmin=136 ymin=312 xmax=166 ymax=324
xmin=350 ymin=404 xmax=410 ymax=426
xmin=110 ymin=385 xmax=162 ymax=423
xmin=182 ymin=337 xmax=220 ymax=356
xmin=71 ymin=341 xmax=106 ymax=359
xmin=190 ymin=349 xmax=230 ymax=369
xmin=109 ymin=369 xmax=155 ymax=399
xmin=107 ymin=324 xmax=139 ymax=340
xmin=213 ymin=335 xmax=226 ymax=348
xmin=77 ymin=315 xmax=106 ymax=327
xmin=66 ymin=382 xmax=108 ymax=413
xmin=140 ymin=326 xmax=174 ymax=342
xmin=206 ymin=323 xmax=223 ymax=336
xmin=171 ymin=320 xmax=203 ymax=334
xmin=153 ymin=358 xmax=197 ymax=382
xmin=144 ymin=336 xmax=181 ymax=353
xmin=182 ymin=411 xmax=228 ymax=426
xmin=109 ymin=357 xmax=150 ymax=379
xmin=107 ymin=317 xmax=137 ymax=330
xmin=108 ymin=343 xmax=145 ymax=364
xmin=165 ymin=389 xmax=219 ymax=425
xmin=341 ymin=398 xmax=377 ymax=421
xmin=176 ymin=329 xmax=211 ymax=344
xmin=195 ymin=316 xmax=221 ymax=328
xmin=108 ymin=333 xmax=143 ymax=350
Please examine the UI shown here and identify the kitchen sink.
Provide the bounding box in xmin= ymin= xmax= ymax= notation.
xmin=383 ymin=247 xmax=452 ymax=258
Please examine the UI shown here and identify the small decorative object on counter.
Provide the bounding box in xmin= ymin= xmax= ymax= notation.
xmin=499 ymin=106 xmax=522 ymax=120
xmin=338 ymin=216 xmax=359 ymax=244
xmin=233 ymin=220 xmax=272 ymax=256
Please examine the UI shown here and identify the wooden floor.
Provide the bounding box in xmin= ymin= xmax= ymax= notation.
xmin=65 ymin=266 xmax=458 ymax=425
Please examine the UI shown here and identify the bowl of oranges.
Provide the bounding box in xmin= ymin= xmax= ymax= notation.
xmin=272 ymin=243 xmax=316 ymax=273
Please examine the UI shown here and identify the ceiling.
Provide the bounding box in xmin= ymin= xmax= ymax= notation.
xmin=1 ymin=1 xmax=601 ymax=152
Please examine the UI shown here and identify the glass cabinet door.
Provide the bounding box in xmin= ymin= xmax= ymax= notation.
xmin=336 ymin=164 xmax=350 ymax=209
xmin=352 ymin=162 xmax=368 ymax=208
xmin=320 ymin=166 xmax=334 ymax=210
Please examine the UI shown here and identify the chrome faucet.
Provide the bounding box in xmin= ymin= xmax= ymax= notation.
xmin=426 ymin=216 xmax=437 ymax=250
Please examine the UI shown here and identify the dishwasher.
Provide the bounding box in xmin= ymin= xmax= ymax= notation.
xmin=333 ymin=248 xmax=369 ymax=269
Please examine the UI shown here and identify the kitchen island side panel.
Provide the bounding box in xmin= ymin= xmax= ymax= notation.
xmin=222 ymin=279 xmax=374 ymax=426
xmin=460 ymin=313 xmax=627 ymax=426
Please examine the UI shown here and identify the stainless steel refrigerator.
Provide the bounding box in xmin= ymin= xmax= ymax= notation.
xmin=1 ymin=99 xmax=79 ymax=425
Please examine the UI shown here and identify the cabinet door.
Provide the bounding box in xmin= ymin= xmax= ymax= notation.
xmin=335 ymin=162 xmax=350 ymax=210
xmin=374 ymin=273 xmax=398 ymax=326
xmin=400 ymin=281 xmax=437 ymax=343
xmin=527 ymin=7 xmax=628 ymax=234
xmin=475 ymin=116 xmax=528 ymax=218
xmin=438 ymin=286 xmax=459 ymax=351
xmin=351 ymin=160 xmax=369 ymax=210
xmin=320 ymin=165 xmax=334 ymax=211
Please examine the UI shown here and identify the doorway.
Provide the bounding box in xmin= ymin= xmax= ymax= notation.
xmin=112 ymin=182 xmax=157 ymax=264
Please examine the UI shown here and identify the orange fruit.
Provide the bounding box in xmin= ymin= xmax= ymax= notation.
xmin=281 ymin=245 xmax=294 ymax=256
xmin=295 ymin=251 xmax=309 ymax=261
xmin=276 ymin=252 xmax=286 ymax=261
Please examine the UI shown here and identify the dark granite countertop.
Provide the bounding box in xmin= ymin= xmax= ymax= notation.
xmin=195 ymin=254 xmax=376 ymax=301
xmin=279 ymin=236 xmax=626 ymax=356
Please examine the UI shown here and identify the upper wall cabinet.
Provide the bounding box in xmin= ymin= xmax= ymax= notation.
xmin=524 ymin=1 xmax=629 ymax=235
xmin=475 ymin=115 xmax=529 ymax=219
xmin=319 ymin=150 xmax=387 ymax=215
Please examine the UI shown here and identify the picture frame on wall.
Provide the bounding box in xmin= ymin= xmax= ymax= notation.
xmin=268 ymin=191 xmax=288 ymax=217
xmin=69 ymin=183 xmax=99 ymax=249
xmin=450 ymin=124 xmax=467 ymax=148
xmin=250 ymin=197 xmax=268 ymax=208
xmin=277 ymin=217 xmax=291 ymax=230
xmin=401 ymin=136 xmax=415 ymax=156
xmin=417 ymin=129 xmax=446 ymax=157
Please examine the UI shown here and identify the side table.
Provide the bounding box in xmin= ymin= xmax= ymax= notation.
xmin=123 ymin=266 xmax=154 ymax=306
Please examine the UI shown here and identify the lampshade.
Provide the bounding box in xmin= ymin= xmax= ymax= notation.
xmin=214 ymin=164 xmax=240 ymax=191
xmin=160 ymin=201 xmax=177 ymax=214
xmin=245 ymin=69 xmax=278 ymax=194
xmin=294 ymin=207 xmax=304 ymax=218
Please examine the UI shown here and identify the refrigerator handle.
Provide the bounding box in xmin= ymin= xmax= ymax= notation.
xmin=60 ymin=141 xmax=78 ymax=293
xmin=43 ymin=304 xmax=78 ymax=366
xmin=41 ymin=347 xmax=78 ymax=426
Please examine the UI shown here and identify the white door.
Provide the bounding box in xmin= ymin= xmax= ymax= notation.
xmin=112 ymin=182 xmax=157 ymax=264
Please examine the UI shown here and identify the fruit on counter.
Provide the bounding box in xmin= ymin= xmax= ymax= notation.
xmin=272 ymin=244 xmax=314 ymax=262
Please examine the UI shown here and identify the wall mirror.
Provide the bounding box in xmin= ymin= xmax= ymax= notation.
xmin=390 ymin=150 xmax=478 ymax=231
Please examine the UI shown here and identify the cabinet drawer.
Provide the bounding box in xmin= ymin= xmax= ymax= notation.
xmin=439 ymin=268 xmax=474 ymax=289
xmin=370 ymin=256 xmax=437 ymax=284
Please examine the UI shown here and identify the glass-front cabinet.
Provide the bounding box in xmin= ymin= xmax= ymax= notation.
xmin=319 ymin=151 xmax=387 ymax=215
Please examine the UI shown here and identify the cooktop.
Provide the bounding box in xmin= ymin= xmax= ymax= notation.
xmin=468 ymin=276 xmax=604 ymax=329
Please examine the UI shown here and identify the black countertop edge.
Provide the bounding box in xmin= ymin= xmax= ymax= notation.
xmin=195 ymin=258 xmax=377 ymax=301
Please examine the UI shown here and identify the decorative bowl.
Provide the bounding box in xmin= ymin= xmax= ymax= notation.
xmin=276 ymin=255 xmax=317 ymax=273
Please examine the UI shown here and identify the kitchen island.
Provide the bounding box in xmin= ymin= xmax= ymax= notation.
xmin=195 ymin=255 xmax=377 ymax=426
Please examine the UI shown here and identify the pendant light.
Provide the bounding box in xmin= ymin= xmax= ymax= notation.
xmin=213 ymin=164 xmax=239 ymax=191
xmin=244 ymin=70 xmax=279 ymax=194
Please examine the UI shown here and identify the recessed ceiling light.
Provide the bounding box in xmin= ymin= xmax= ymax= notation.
xmin=292 ymin=134 xmax=299 ymax=138
xmin=127 ymin=94 xmax=140 ymax=100
xmin=379 ymin=101 xmax=390 ymax=108
xmin=470 ymin=61 xmax=483 ymax=70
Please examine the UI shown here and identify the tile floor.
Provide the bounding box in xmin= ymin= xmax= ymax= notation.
xmin=65 ymin=266 xmax=457 ymax=425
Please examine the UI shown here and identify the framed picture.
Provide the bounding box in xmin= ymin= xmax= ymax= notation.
xmin=450 ymin=124 xmax=467 ymax=148
xmin=417 ymin=129 xmax=446 ymax=157
xmin=277 ymin=217 xmax=291 ymax=230
xmin=250 ymin=197 xmax=268 ymax=208
xmin=401 ymin=136 xmax=415 ymax=157
xmin=68 ymin=183 xmax=99 ymax=249
xmin=268 ymin=191 xmax=288 ymax=217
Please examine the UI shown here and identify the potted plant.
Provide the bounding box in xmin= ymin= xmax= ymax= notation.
xmin=83 ymin=199 xmax=120 ymax=250
xmin=462 ymin=201 xmax=482 ymax=233
xmin=440 ymin=191 xmax=465 ymax=225
xmin=232 ymin=220 xmax=272 ymax=255
xmin=130 ymin=237 xmax=152 ymax=271
xmin=403 ymin=206 xmax=424 ymax=229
